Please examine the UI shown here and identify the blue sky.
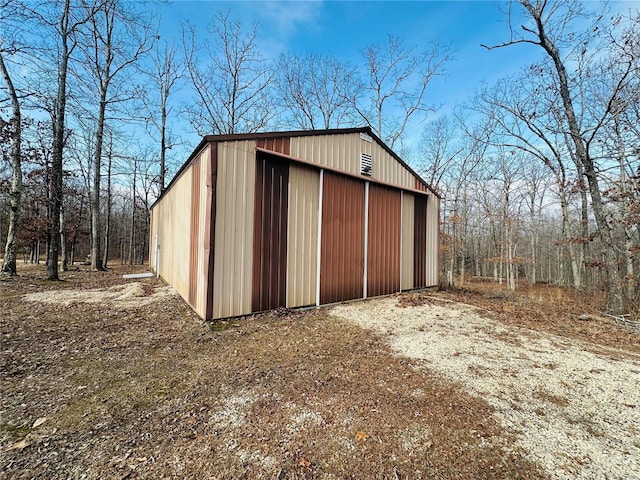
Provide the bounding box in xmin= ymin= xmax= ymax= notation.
xmin=153 ymin=0 xmax=637 ymax=161
xmin=160 ymin=0 xmax=538 ymax=114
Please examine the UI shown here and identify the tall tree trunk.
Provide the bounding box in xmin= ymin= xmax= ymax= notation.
xmin=128 ymin=167 xmax=136 ymax=265
xmin=522 ymin=0 xmax=625 ymax=312
xmin=60 ymin=205 xmax=68 ymax=271
xmin=160 ymin=102 xmax=167 ymax=192
xmin=47 ymin=0 xmax=72 ymax=280
xmin=102 ymin=141 xmax=112 ymax=267
xmin=90 ymin=92 xmax=107 ymax=271
xmin=0 ymin=51 xmax=22 ymax=276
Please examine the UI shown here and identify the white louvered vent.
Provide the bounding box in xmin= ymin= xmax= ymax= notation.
xmin=360 ymin=153 xmax=373 ymax=176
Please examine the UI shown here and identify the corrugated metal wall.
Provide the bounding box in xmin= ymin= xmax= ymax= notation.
xmin=320 ymin=172 xmax=365 ymax=304
xmin=290 ymin=133 xmax=415 ymax=190
xmin=426 ymin=195 xmax=440 ymax=287
xmin=212 ymin=140 xmax=256 ymax=319
xmin=153 ymin=132 xmax=439 ymax=321
xmin=401 ymin=193 xmax=415 ymax=290
xmin=256 ymin=137 xmax=290 ymax=155
xmin=367 ymin=184 xmax=401 ymax=297
xmin=252 ymin=155 xmax=289 ymax=312
xmin=188 ymin=156 xmax=201 ymax=307
xmin=413 ymin=195 xmax=428 ymax=288
xmin=286 ymin=165 xmax=319 ymax=308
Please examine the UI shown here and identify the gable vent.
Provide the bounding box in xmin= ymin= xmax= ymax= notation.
xmin=360 ymin=153 xmax=372 ymax=176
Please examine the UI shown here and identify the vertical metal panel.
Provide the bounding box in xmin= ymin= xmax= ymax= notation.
xmin=401 ymin=193 xmax=415 ymax=290
xmin=414 ymin=194 xmax=428 ymax=288
xmin=189 ymin=156 xmax=202 ymax=307
xmin=415 ymin=178 xmax=428 ymax=192
xmin=149 ymin=208 xmax=156 ymax=271
xmin=320 ymin=172 xmax=365 ymax=304
xmin=367 ymin=184 xmax=401 ymax=297
xmin=252 ymin=155 xmax=289 ymax=312
xmin=204 ymin=143 xmax=217 ymax=320
xmin=425 ymin=195 xmax=440 ymax=286
xmin=194 ymin=147 xmax=210 ymax=317
xmin=286 ymin=165 xmax=319 ymax=308
xmin=256 ymin=137 xmax=290 ymax=155
xmin=212 ymin=140 xmax=256 ymax=319
xmin=289 ymin=132 xmax=415 ymax=190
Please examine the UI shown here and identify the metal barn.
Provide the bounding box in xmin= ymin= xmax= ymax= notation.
xmin=149 ymin=127 xmax=440 ymax=320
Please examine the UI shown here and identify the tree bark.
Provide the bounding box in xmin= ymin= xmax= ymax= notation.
xmin=521 ymin=0 xmax=625 ymax=313
xmin=0 ymin=51 xmax=23 ymax=276
xmin=47 ymin=0 xmax=71 ymax=280
xmin=102 ymin=140 xmax=112 ymax=267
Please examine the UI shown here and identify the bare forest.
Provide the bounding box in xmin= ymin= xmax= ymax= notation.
xmin=1 ymin=0 xmax=639 ymax=317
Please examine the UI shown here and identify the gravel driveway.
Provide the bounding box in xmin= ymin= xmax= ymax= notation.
xmin=330 ymin=297 xmax=640 ymax=480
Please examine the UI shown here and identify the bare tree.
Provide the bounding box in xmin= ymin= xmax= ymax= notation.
xmin=418 ymin=115 xmax=465 ymax=191
xmin=0 ymin=47 xmax=22 ymax=275
xmin=142 ymin=40 xmax=183 ymax=192
xmin=356 ymin=35 xmax=451 ymax=149
xmin=182 ymin=10 xmax=275 ymax=135
xmin=484 ymin=0 xmax=637 ymax=312
xmin=78 ymin=0 xmax=153 ymax=270
xmin=276 ymin=53 xmax=360 ymax=130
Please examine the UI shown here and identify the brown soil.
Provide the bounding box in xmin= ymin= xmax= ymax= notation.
xmin=0 ymin=264 xmax=545 ymax=479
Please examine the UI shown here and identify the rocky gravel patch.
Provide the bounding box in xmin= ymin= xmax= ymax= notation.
xmin=331 ymin=297 xmax=640 ymax=480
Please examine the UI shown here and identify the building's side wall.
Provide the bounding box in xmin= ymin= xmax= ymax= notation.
xmin=150 ymin=154 xmax=194 ymax=310
xmin=286 ymin=164 xmax=319 ymax=308
xmin=289 ymin=133 xmax=415 ymax=190
xmin=150 ymin=144 xmax=211 ymax=318
xmin=426 ymin=195 xmax=440 ymax=287
xmin=212 ymin=140 xmax=256 ymax=318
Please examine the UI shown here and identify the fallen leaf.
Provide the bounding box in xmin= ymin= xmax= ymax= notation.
xmin=298 ymin=457 xmax=311 ymax=468
xmin=7 ymin=439 xmax=29 ymax=451
xmin=32 ymin=417 xmax=47 ymax=428
xmin=355 ymin=431 xmax=370 ymax=441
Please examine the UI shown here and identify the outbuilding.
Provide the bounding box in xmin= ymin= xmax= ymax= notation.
xmin=149 ymin=127 xmax=440 ymax=320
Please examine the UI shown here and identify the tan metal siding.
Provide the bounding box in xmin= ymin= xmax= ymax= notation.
xmin=252 ymin=155 xmax=289 ymax=312
xmin=212 ymin=140 xmax=256 ymax=319
xmin=401 ymin=193 xmax=414 ymax=290
xmin=286 ymin=165 xmax=319 ymax=308
xmin=367 ymin=184 xmax=401 ymax=297
xmin=425 ymin=195 xmax=440 ymax=287
xmin=289 ymin=132 xmax=416 ymax=190
xmin=194 ymin=148 xmax=210 ymax=317
xmin=320 ymin=172 xmax=365 ymax=304
xmin=151 ymin=160 xmax=194 ymax=304
xmin=189 ymin=156 xmax=201 ymax=308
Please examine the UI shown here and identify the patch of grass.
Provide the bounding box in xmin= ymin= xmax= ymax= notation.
xmin=0 ymin=264 xmax=543 ymax=479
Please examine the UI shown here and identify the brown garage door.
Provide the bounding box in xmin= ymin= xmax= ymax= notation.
xmin=320 ymin=172 xmax=365 ymax=304
xmin=367 ymin=184 xmax=401 ymax=297
xmin=252 ymin=155 xmax=289 ymax=312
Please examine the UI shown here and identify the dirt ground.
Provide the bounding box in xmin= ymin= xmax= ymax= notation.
xmin=1 ymin=265 xmax=637 ymax=479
